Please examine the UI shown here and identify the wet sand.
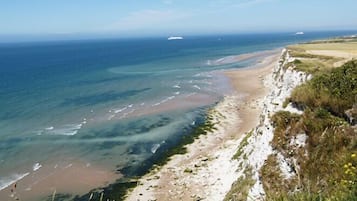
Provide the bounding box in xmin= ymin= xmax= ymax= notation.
xmin=0 ymin=161 xmax=119 ymax=201
xmin=125 ymin=50 xmax=282 ymax=201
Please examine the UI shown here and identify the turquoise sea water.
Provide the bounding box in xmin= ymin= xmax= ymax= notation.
xmin=0 ymin=31 xmax=356 ymax=195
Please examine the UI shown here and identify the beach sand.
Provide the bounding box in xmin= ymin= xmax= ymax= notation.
xmin=0 ymin=161 xmax=119 ymax=201
xmin=125 ymin=50 xmax=281 ymax=201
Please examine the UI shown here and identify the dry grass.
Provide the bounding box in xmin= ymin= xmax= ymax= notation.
xmin=291 ymin=42 xmax=357 ymax=52
xmin=287 ymin=40 xmax=357 ymax=73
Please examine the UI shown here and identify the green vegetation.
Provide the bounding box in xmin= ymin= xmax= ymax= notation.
xmin=224 ymin=166 xmax=255 ymax=201
xmin=260 ymin=155 xmax=299 ymax=198
xmin=261 ymin=60 xmax=357 ymax=200
xmin=289 ymin=60 xmax=357 ymax=118
xmin=286 ymin=48 xmax=341 ymax=75
xmin=184 ymin=168 xmax=193 ymax=173
xmin=233 ymin=130 xmax=253 ymax=159
xmin=46 ymin=193 xmax=73 ymax=201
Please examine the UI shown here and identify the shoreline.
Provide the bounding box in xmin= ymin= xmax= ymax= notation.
xmin=125 ymin=49 xmax=282 ymax=200
xmin=0 ymin=160 xmax=118 ymax=201
xmin=0 ymin=49 xmax=282 ymax=201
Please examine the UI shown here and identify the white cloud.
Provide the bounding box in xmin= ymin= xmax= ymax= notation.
xmin=106 ymin=9 xmax=188 ymax=31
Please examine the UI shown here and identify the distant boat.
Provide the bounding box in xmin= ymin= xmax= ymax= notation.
xmin=295 ymin=32 xmax=304 ymax=35
xmin=168 ymin=36 xmax=183 ymax=40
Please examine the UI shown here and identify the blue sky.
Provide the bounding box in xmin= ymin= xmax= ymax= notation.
xmin=1 ymin=0 xmax=357 ymax=38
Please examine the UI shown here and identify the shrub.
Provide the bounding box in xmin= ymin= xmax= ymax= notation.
xmin=290 ymin=60 xmax=357 ymax=118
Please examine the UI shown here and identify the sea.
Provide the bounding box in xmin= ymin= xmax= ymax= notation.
xmin=0 ymin=31 xmax=355 ymax=200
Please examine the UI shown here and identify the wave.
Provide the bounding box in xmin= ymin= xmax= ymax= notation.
xmin=114 ymin=106 xmax=128 ymax=114
xmin=38 ymin=123 xmax=83 ymax=136
xmin=193 ymin=85 xmax=201 ymax=90
xmin=32 ymin=163 xmax=42 ymax=171
xmin=45 ymin=126 xmax=54 ymax=130
xmin=152 ymin=96 xmax=175 ymax=107
xmin=108 ymin=103 xmax=148 ymax=120
xmin=119 ymin=109 xmax=136 ymax=119
xmin=0 ymin=172 xmax=29 ymax=191
xmin=151 ymin=141 xmax=166 ymax=154
xmin=215 ymin=56 xmax=236 ymax=64
xmin=151 ymin=144 xmax=161 ymax=154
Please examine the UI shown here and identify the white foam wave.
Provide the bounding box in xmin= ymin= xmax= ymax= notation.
xmin=114 ymin=106 xmax=127 ymax=114
xmin=49 ymin=124 xmax=82 ymax=136
xmin=216 ymin=57 xmax=226 ymax=63
xmin=65 ymin=164 xmax=73 ymax=168
xmin=174 ymin=91 xmax=180 ymax=95
xmin=152 ymin=96 xmax=175 ymax=107
xmin=120 ymin=109 xmax=135 ymax=119
xmin=214 ymin=56 xmax=237 ymax=64
xmin=193 ymin=85 xmax=201 ymax=90
xmin=45 ymin=126 xmax=54 ymax=130
xmin=194 ymin=72 xmax=213 ymax=78
xmin=37 ymin=123 xmax=83 ymax=136
xmin=185 ymin=92 xmax=196 ymax=97
xmin=0 ymin=172 xmax=29 ymax=191
xmin=32 ymin=163 xmax=42 ymax=171
xmin=151 ymin=144 xmax=161 ymax=154
xmin=173 ymin=85 xmax=181 ymax=89
xmin=151 ymin=141 xmax=166 ymax=154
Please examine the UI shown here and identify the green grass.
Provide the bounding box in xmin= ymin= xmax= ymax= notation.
xmin=289 ymin=60 xmax=357 ymax=118
xmin=224 ymin=166 xmax=255 ymax=201
xmin=233 ymin=130 xmax=253 ymax=159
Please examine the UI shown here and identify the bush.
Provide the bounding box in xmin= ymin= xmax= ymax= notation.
xmin=290 ymin=60 xmax=357 ymax=118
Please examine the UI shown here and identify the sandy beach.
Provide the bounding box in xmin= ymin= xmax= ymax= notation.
xmin=0 ymin=161 xmax=118 ymax=201
xmin=125 ymin=50 xmax=282 ymax=201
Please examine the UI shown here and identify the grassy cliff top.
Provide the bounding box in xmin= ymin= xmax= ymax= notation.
xmin=286 ymin=39 xmax=357 ymax=74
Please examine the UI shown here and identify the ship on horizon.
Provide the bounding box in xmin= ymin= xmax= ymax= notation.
xmin=168 ymin=36 xmax=184 ymax=40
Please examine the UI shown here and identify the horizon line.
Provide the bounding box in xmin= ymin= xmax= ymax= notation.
xmin=0 ymin=29 xmax=356 ymax=44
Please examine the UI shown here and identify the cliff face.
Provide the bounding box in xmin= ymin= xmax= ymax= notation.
xmin=225 ymin=49 xmax=310 ymax=201
xmin=227 ymin=45 xmax=357 ymax=201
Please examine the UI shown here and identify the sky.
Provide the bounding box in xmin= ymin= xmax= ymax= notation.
xmin=1 ymin=0 xmax=357 ymax=39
